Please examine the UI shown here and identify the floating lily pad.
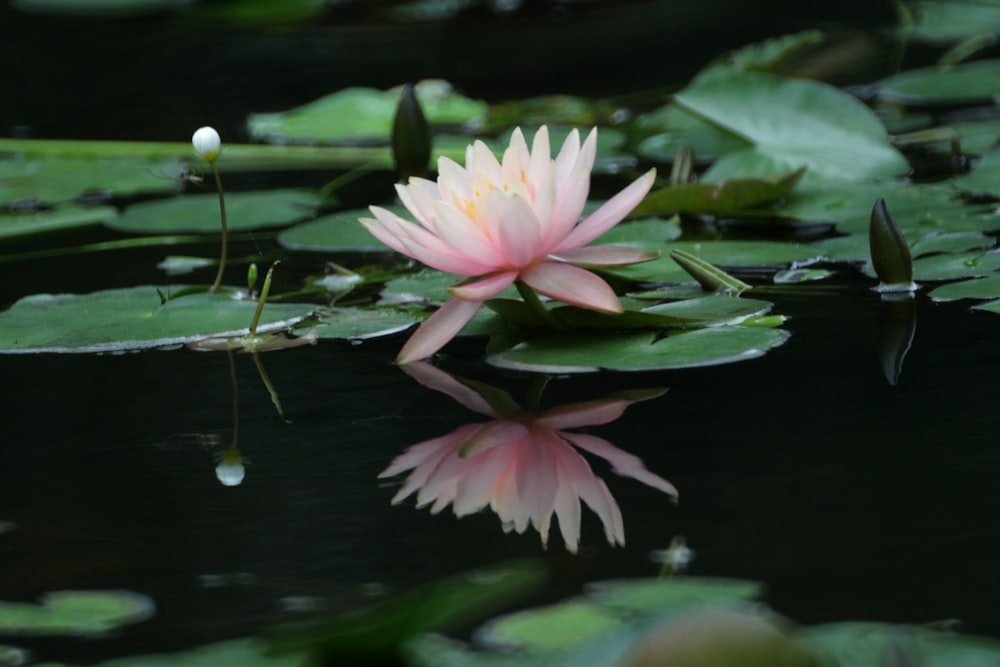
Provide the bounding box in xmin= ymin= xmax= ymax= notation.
xmin=954 ymin=144 xmax=1000 ymax=197
xmin=633 ymin=169 xmax=805 ymax=216
xmin=694 ymin=30 xmax=825 ymax=82
xmin=635 ymin=104 xmax=752 ymax=162
xmin=105 ymin=190 xmax=322 ymax=234
xmin=550 ymin=296 xmax=773 ymax=331
xmin=0 ymin=205 xmax=117 ymax=240
xmin=0 ymin=154 xmax=182 ymax=206
xmin=801 ymin=621 xmax=1000 ymax=667
xmin=0 ymin=286 xmax=316 ymax=353
xmin=247 ymin=81 xmax=486 ymax=144
xmin=672 ymin=73 xmax=908 ymax=184
xmin=929 ymin=274 xmax=1000 ymax=301
xmin=311 ymin=307 xmax=420 ymax=340
xmin=487 ymin=326 xmax=790 ymax=373
xmin=0 ymin=590 xmax=154 ymax=637
xmin=97 ymin=638 xmax=309 ymax=667
xmin=278 ymin=207 xmax=399 ymax=252
xmin=899 ymin=0 xmax=1000 ymax=44
xmin=478 ymin=603 xmax=623 ymax=653
xmin=876 ymin=59 xmax=1000 ymax=105
xmin=908 ymin=249 xmax=1000 ymax=281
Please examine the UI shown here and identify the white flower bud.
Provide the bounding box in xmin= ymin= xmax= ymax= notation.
xmin=192 ymin=126 xmax=222 ymax=162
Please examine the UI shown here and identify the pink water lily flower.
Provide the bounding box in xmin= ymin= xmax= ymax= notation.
xmin=379 ymin=362 xmax=677 ymax=553
xmin=360 ymin=126 xmax=657 ymax=363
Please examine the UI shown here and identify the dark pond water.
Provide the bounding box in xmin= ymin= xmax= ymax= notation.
xmin=2 ymin=2 xmax=999 ymax=664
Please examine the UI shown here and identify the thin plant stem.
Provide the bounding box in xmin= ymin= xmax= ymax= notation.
xmin=252 ymin=351 xmax=290 ymax=423
xmin=250 ymin=261 xmax=280 ymax=336
xmin=515 ymin=281 xmax=563 ymax=329
xmin=226 ymin=348 xmax=239 ymax=448
xmin=209 ymin=164 xmax=228 ymax=294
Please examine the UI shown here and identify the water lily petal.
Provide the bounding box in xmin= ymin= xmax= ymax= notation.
xmin=482 ymin=190 xmax=543 ymax=267
xmin=556 ymin=168 xmax=656 ymax=251
xmin=550 ymin=128 xmax=596 ymax=245
xmin=397 ymin=297 xmax=483 ymax=364
xmin=527 ymin=126 xmax=553 ymax=193
xmin=553 ymin=128 xmax=581 ymax=194
xmin=449 ymin=270 xmax=518 ymax=301
xmin=432 ymin=201 xmax=505 ymax=267
xmin=367 ymin=208 xmax=495 ymax=276
xmin=553 ymin=245 xmax=659 ymax=267
xmin=563 ymin=432 xmax=678 ymax=497
xmin=521 ymin=261 xmax=623 ymax=314
xmin=535 ymin=397 xmax=632 ymax=430
xmin=397 ymin=178 xmax=440 ymax=228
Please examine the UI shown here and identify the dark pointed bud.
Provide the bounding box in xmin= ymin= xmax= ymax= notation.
xmin=391 ymin=83 xmax=432 ymax=180
xmin=878 ymin=294 xmax=916 ymax=386
xmin=870 ymin=197 xmax=916 ymax=291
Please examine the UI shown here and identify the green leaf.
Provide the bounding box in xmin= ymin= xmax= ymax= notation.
xmin=97 ymin=638 xmax=310 ymax=667
xmin=264 ymin=560 xmax=546 ymax=661
xmin=0 ymin=590 xmax=154 ymax=637
xmin=247 ymin=81 xmax=487 ymax=144
xmin=586 ymin=577 xmax=764 ymax=614
xmin=673 ymin=72 xmax=908 ymax=185
xmin=633 ymin=168 xmax=805 ymax=216
xmin=478 ymin=603 xmax=623 ymax=652
xmin=929 ymin=274 xmax=1000 ymax=301
xmin=0 ymin=287 xmax=316 ymax=354
xmin=0 ymin=154 xmax=182 ymax=205
xmin=801 ymin=622 xmax=1000 ymax=667
xmin=311 ymin=307 xmax=419 ymax=340
xmin=908 ymin=250 xmax=1000 ymax=281
xmin=106 ymin=190 xmax=322 ymax=234
xmin=0 ymin=205 xmax=117 ymax=240
xmin=636 ymin=105 xmax=752 ymax=162
xmin=694 ymin=30 xmax=826 ymax=82
xmin=11 ymin=0 xmax=191 ymax=15
xmin=487 ymin=327 xmax=790 ymax=373
xmin=954 ymin=144 xmax=1000 ymax=197
xmin=900 ymin=0 xmax=1000 ymax=44
xmin=876 ymin=59 xmax=1000 ymax=104
xmin=279 ymin=208 xmax=398 ymax=252
xmin=668 ymin=250 xmax=751 ymax=293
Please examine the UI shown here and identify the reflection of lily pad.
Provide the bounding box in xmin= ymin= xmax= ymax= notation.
xmin=0 ymin=287 xmax=316 ymax=353
xmin=0 ymin=590 xmax=154 ymax=637
xmin=106 ymin=190 xmax=322 ymax=234
xmin=488 ymin=327 xmax=790 ymax=373
xmin=672 ymin=73 xmax=908 ymax=184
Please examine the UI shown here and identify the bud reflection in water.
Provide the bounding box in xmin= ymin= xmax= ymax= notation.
xmin=380 ymin=362 xmax=677 ymax=553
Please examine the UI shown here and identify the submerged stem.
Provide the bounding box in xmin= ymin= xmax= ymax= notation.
xmin=515 ymin=281 xmax=563 ymax=329
xmin=209 ymin=164 xmax=228 ymax=294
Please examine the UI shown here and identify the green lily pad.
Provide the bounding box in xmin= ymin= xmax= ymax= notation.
xmin=907 ymin=249 xmax=1000 ymax=281
xmin=278 ymin=207 xmax=398 ymax=252
xmin=551 ymin=296 xmax=773 ymax=330
xmin=97 ymin=638 xmax=309 ymax=667
xmin=633 ymin=168 xmax=805 ymax=216
xmin=0 ymin=154 xmax=182 ymax=206
xmin=106 ymin=189 xmax=322 ymax=234
xmin=586 ymin=577 xmax=764 ymax=614
xmin=478 ymin=603 xmax=623 ymax=653
xmin=635 ymin=104 xmax=752 ymax=162
xmin=900 ymin=0 xmax=1000 ymax=44
xmin=0 ymin=590 xmax=154 ymax=637
xmin=672 ymin=72 xmax=908 ymax=184
xmin=311 ymin=307 xmax=419 ymax=340
xmin=949 ymin=118 xmax=1000 ymax=157
xmin=0 ymin=205 xmax=117 ymax=240
xmin=801 ymin=622 xmax=1000 ymax=667
xmin=592 ymin=217 xmax=682 ymax=247
xmin=0 ymin=286 xmax=316 ymax=353
xmin=929 ymin=274 xmax=1000 ymax=301
xmin=247 ymin=81 xmax=486 ymax=144
xmin=971 ymin=299 xmax=1000 ymax=314
xmin=693 ymin=30 xmax=825 ymax=82
xmin=487 ymin=326 xmax=790 ymax=373
xmin=954 ymin=144 xmax=1000 ymax=197
xmin=876 ymin=59 xmax=1000 ymax=105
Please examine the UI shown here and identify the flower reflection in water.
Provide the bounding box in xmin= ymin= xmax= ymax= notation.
xmin=380 ymin=362 xmax=677 ymax=553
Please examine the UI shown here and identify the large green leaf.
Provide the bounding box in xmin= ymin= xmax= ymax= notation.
xmin=954 ymin=144 xmax=1000 ymax=197
xmin=278 ymin=207 xmax=398 ymax=252
xmin=929 ymin=274 xmax=1000 ymax=301
xmin=0 ymin=287 xmax=316 ymax=353
xmin=487 ymin=327 xmax=790 ymax=373
xmin=98 ymin=639 xmax=309 ymax=667
xmin=0 ymin=205 xmax=117 ymax=240
xmin=801 ymin=622 xmax=1000 ymax=667
xmin=633 ymin=169 xmax=805 ymax=216
xmin=0 ymin=153 xmax=182 ymax=205
xmin=877 ymin=59 xmax=1000 ymax=104
xmin=900 ymin=0 xmax=1000 ymax=44
xmin=106 ymin=190 xmax=322 ymax=234
xmin=247 ymin=81 xmax=487 ymax=144
xmin=672 ymin=73 xmax=908 ymax=184
xmin=311 ymin=307 xmax=419 ymax=340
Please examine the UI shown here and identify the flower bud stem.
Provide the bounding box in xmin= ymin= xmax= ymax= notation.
xmin=209 ymin=164 xmax=229 ymax=294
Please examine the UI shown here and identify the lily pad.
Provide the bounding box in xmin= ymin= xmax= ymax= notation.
xmin=929 ymin=274 xmax=1000 ymax=301
xmin=0 ymin=205 xmax=117 ymax=240
xmin=801 ymin=621 xmax=1000 ymax=667
xmin=278 ymin=207 xmax=399 ymax=252
xmin=105 ymin=189 xmax=322 ymax=234
xmin=876 ymin=59 xmax=1000 ymax=105
xmin=478 ymin=603 xmax=623 ymax=653
xmin=0 ymin=154 xmax=182 ymax=206
xmin=0 ymin=590 xmax=154 ymax=637
xmin=586 ymin=577 xmax=764 ymax=614
xmin=907 ymin=249 xmax=1000 ymax=281
xmin=899 ymin=0 xmax=1000 ymax=44
xmin=311 ymin=307 xmax=420 ymax=340
xmin=635 ymin=104 xmax=752 ymax=162
xmin=953 ymin=144 xmax=1000 ymax=197
xmin=97 ymin=638 xmax=309 ymax=667
xmin=247 ymin=81 xmax=486 ymax=144
xmin=0 ymin=286 xmax=317 ymax=353
xmin=487 ymin=327 xmax=790 ymax=373
xmin=633 ymin=168 xmax=805 ymax=216
xmin=672 ymin=72 xmax=908 ymax=184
